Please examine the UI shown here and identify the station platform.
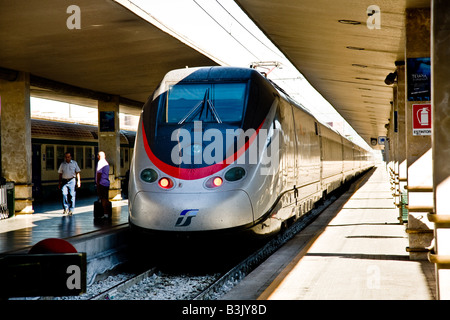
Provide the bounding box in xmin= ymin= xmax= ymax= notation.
xmin=223 ymin=166 xmax=437 ymax=300
xmin=0 ymin=196 xmax=129 ymax=254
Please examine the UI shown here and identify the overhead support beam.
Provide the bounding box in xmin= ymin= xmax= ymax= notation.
xmin=0 ymin=67 xmax=144 ymax=109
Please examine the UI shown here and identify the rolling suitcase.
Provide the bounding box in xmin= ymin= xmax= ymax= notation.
xmin=94 ymin=200 xmax=112 ymax=219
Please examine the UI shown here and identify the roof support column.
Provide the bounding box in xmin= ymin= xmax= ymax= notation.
xmin=0 ymin=71 xmax=34 ymax=214
xmin=395 ymin=63 xmax=407 ymax=224
xmin=387 ymin=99 xmax=397 ymax=207
xmin=98 ymin=96 xmax=122 ymax=201
xmin=404 ymin=8 xmax=433 ymax=260
xmin=430 ymin=0 xmax=450 ymax=300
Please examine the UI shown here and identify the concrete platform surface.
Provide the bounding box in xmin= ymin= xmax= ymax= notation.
xmin=222 ymin=166 xmax=436 ymax=300
xmin=0 ymin=196 xmax=129 ymax=254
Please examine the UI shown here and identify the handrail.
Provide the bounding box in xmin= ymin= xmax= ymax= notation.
xmin=405 ymin=228 xmax=433 ymax=234
xmin=428 ymin=252 xmax=450 ymax=265
xmin=427 ymin=213 xmax=450 ymax=224
xmin=404 ymin=186 xmax=433 ymax=192
xmin=405 ymin=205 xmax=434 ymax=212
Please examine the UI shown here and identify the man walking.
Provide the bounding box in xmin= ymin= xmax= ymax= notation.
xmin=58 ymin=152 xmax=81 ymax=215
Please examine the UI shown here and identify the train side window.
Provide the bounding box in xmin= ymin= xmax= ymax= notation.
xmin=45 ymin=145 xmax=55 ymax=170
xmin=56 ymin=146 xmax=65 ymax=168
xmin=75 ymin=146 xmax=84 ymax=170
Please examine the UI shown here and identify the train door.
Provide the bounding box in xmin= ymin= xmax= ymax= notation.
xmin=32 ymin=144 xmax=42 ymax=200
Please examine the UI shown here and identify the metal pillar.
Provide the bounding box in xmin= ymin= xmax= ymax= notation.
xmin=98 ymin=96 xmax=122 ymax=201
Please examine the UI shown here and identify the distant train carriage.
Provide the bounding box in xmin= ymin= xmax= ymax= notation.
xmin=30 ymin=119 xmax=135 ymax=201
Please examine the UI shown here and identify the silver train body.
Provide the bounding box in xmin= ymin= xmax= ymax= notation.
xmin=129 ymin=66 xmax=374 ymax=238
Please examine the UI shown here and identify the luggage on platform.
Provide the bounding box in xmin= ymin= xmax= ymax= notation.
xmin=94 ymin=200 xmax=112 ymax=219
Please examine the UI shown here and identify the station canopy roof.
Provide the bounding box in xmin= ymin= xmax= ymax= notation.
xmin=0 ymin=0 xmax=218 ymax=116
xmin=235 ymin=0 xmax=430 ymax=149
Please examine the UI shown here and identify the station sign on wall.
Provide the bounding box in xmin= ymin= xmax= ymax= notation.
xmin=407 ymin=57 xmax=431 ymax=101
xmin=412 ymin=104 xmax=432 ymax=136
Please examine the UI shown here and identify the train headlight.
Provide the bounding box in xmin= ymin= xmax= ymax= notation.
xmin=224 ymin=167 xmax=246 ymax=182
xmin=213 ymin=177 xmax=223 ymax=187
xmin=140 ymin=168 xmax=158 ymax=183
xmin=205 ymin=176 xmax=223 ymax=188
xmin=158 ymin=177 xmax=174 ymax=189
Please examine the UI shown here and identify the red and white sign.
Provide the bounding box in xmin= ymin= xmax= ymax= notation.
xmin=412 ymin=104 xmax=431 ymax=136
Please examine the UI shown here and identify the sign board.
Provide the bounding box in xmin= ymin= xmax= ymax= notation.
xmin=412 ymin=104 xmax=431 ymax=136
xmin=378 ymin=136 xmax=387 ymax=145
xmin=407 ymin=57 xmax=431 ymax=101
xmin=99 ymin=111 xmax=115 ymax=132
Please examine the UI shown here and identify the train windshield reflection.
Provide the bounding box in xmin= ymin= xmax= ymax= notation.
xmin=162 ymin=82 xmax=247 ymax=124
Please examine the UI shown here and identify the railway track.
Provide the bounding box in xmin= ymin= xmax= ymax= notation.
xmin=77 ymin=193 xmax=337 ymax=300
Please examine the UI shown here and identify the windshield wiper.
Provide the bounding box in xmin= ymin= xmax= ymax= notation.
xmin=178 ymin=99 xmax=203 ymax=125
xmin=206 ymin=99 xmax=222 ymax=124
xmin=178 ymin=88 xmax=222 ymax=124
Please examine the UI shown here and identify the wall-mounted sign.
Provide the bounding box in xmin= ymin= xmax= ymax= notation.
xmin=407 ymin=57 xmax=431 ymax=101
xmin=412 ymin=104 xmax=431 ymax=136
xmin=378 ymin=136 xmax=387 ymax=145
xmin=99 ymin=111 xmax=115 ymax=132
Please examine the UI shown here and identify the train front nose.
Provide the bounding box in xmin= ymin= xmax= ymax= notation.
xmin=129 ymin=190 xmax=254 ymax=232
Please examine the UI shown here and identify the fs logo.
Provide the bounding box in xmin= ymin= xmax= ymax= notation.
xmin=175 ymin=209 xmax=199 ymax=227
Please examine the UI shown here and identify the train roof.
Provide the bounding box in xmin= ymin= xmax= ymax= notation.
xmin=161 ymin=66 xmax=257 ymax=83
xmin=31 ymin=119 xmax=135 ymax=146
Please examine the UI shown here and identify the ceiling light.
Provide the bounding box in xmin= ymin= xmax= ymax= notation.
xmin=384 ymin=72 xmax=397 ymax=85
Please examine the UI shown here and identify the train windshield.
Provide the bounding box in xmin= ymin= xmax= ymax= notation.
xmin=161 ymin=82 xmax=247 ymax=124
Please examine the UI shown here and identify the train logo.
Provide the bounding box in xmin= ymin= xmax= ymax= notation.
xmin=175 ymin=209 xmax=199 ymax=227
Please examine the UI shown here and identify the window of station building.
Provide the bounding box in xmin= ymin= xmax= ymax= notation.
xmin=56 ymin=146 xmax=65 ymax=168
xmin=75 ymin=146 xmax=84 ymax=170
xmin=66 ymin=147 xmax=74 ymax=160
xmin=45 ymin=145 xmax=55 ymax=170
xmin=85 ymin=147 xmax=93 ymax=169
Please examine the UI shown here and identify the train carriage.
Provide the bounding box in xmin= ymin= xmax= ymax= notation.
xmin=31 ymin=119 xmax=135 ymax=201
xmin=129 ymin=66 xmax=374 ymax=239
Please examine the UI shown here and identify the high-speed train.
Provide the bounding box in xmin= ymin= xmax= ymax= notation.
xmin=128 ymin=66 xmax=373 ymax=239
